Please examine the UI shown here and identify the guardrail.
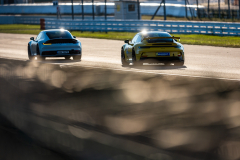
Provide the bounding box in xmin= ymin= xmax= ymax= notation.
xmin=15 ymin=16 xmax=41 ymax=24
xmin=44 ymin=19 xmax=240 ymax=36
xmin=13 ymin=16 xmax=115 ymax=24
xmin=2 ymin=16 xmax=240 ymax=36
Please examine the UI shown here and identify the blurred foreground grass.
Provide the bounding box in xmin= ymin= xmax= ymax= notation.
xmin=1 ymin=24 xmax=240 ymax=47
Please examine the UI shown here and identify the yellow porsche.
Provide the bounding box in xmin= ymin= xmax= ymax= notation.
xmin=121 ymin=31 xmax=184 ymax=66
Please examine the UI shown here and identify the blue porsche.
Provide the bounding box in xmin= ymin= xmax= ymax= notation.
xmin=28 ymin=29 xmax=82 ymax=60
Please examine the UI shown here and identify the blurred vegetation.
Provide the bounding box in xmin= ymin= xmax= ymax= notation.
xmin=0 ymin=24 xmax=40 ymax=30
xmin=1 ymin=24 xmax=240 ymax=47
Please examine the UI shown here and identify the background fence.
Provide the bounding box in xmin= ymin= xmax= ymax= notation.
xmin=43 ymin=19 xmax=240 ymax=36
xmin=1 ymin=16 xmax=239 ymax=36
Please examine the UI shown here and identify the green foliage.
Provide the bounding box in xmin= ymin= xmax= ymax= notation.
xmin=0 ymin=24 xmax=240 ymax=48
xmin=0 ymin=24 xmax=40 ymax=30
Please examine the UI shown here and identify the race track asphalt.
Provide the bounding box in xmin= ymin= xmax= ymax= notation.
xmin=0 ymin=33 xmax=240 ymax=80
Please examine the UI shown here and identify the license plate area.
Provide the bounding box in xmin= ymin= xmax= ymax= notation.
xmin=156 ymin=52 xmax=170 ymax=56
xmin=58 ymin=51 xmax=69 ymax=54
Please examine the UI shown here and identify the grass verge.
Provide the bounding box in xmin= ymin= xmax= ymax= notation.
xmin=1 ymin=24 xmax=240 ymax=48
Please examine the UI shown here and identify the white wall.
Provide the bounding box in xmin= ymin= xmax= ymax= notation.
xmin=0 ymin=3 xmax=199 ymax=17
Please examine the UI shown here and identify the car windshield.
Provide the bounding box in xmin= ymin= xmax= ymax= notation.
xmin=144 ymin=32 xmax=173 ymax=43
xmin=46 ymin=31 xmax=73 ymax=39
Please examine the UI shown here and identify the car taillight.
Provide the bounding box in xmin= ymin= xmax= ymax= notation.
xmin=43 ymin=43 xmax=52 ymax=45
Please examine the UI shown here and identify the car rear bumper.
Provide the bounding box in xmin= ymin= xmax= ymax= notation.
xmin=41 ymin=50 xmax=81 ymax=57
xmin=139 ymin=57 xmax=183 ymax=63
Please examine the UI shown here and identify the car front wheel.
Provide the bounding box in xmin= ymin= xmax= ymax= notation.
xmin=121 ymin=49 xmax=128 ymax=66
xmin=28 ymin=45 xmax=34 ymax=60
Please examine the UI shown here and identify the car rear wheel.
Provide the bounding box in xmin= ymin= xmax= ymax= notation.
xmin=28 ymin=45 xmax=34 ymax=60
xmin=165 ymin=62 xmax=171 ymax=66
xmin=73 ymin=55 xmax=81 ymax=60
xmin=38 ymin=56 xmax=45 ymax=61
xmin=175 ymin=61 xmax=184 ymax=66
xmin=121 ymin=48 xmax=128 ymax=66
xmin=65 ymin=56 xmax=71 ymax=60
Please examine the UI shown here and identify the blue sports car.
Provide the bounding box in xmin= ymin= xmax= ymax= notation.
xmin=28 ymin=29 xmax=82 ymax=60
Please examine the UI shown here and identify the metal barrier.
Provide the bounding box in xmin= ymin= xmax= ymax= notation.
xmin=44 ymin=19 xmax=240 ymax=36
xmin=15 ymin=16 xmax=42 ymax=24
xmin=2 ymin=16 xmax=240 ymax=36
xmin=12 ymin=16 xmax=115 ymax=24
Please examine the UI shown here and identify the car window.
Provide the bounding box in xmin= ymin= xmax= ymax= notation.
xmin=40 ymin=33 xmax=45 ymax=39
xmin=136 ymin=35 xmax=142 ymax=43
xmin=131 ymin=35 xmax=138 ymax=43
xmin=144 ymin=32 xmax=173 ymax=43
xmin=36 ymin=32 xmax=42 ymax=41
xmin=145 ymin=32 xmax=171 ymax=38
xmin=46 ymin=31 xmax=73 ymax=39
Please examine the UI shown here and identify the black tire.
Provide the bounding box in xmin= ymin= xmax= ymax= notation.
xmin=36 ymin=45 xmax=45 ymax=61
xmin=65 ymin=56 xmax=71 ymax=60
xmin=175 ymin=61 xmax=184 ymax=66
xmin=132 ymin=50 xmax=142 ymax=66
xmin=37 ymin=56 xmax=45 ymax=61
xmin=121 ymin=48 xmax=128 ymax=66
xmin=73 ymin=55 xmax=81 ymax=60
xmin=165 ymin=62 xmax=171 ymax=66
xmin=28 ymin=45 xmax=34 ymax=60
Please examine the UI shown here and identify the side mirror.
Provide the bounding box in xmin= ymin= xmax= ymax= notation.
xmin=172 ymin=36 xmax=176 ymax=41
xmin=73 ymin=36 xmax=76 ymax=38
xmin=173 ymin=38 xmax=179 ymax=42
xmin=30 ymin=37 xmax=34 ymax=40
xmin=124 ymin=40 xmax=129 ymax=44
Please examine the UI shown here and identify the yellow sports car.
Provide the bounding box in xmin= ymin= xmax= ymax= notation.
xmin=121 ymin=31 xmax=184 ymax=66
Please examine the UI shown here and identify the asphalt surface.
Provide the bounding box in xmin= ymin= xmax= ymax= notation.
xmin=1 ymin=33 xmax=240 ymax=80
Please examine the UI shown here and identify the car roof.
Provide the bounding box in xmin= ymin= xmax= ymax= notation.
xmin=42 ymin=29 xmax=69 ymax=32
xmin=138 ymin=31 xmax=169 ymax=35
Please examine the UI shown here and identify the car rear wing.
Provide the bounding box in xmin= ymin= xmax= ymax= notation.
xmin=44 ymin=38 xmax=78 ymax=44
xmin=142 ymin=37 xmax=180 ymax=41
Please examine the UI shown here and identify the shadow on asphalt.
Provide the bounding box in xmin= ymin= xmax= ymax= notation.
xmin=122 ymin=64 xmax=187 ymax=70
xmin=26 ymin=59 xmax=81 ymax=63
